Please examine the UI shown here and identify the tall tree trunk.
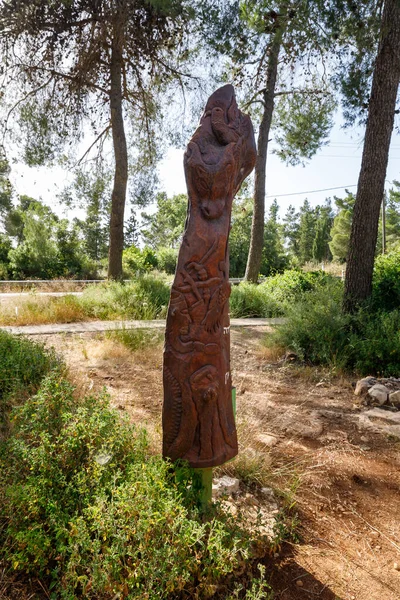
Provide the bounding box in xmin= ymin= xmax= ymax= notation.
xmin=343 ymin=0 xmax=400 ymax=312
xmin=108 ymin=32 xmax=128 ymax=280
xmin=244 ymin=30 xmax=283 ymax=283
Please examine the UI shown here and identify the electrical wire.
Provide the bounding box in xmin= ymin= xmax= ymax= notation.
xmin=265 ymin=184 xmax=357 ymax=199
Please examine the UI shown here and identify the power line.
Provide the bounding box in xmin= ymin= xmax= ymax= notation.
xmin=265 ymin=184 xmax=357 ymax=199
xmin=315 ymin=154 xmax=400 ymax=160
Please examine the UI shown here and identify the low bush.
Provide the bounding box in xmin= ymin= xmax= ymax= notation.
xmin=155 ymin=246 xmax=178 ymax=275
xmin=350 ymin=308 xmax=400 ymax=376
xmin=265 ymin=282 xmax=352 ymax=369
xmin=230 ymin=282 xmax=280 ymax=318
xmin=230 ymin=270 xmax=338 ymax=318
xmin=109 ymin=328 xmax=164 ymax=351
xmin=372 ymin=248 xmax=400 ymax=312
xmin=122 ymin=245 xmax=158 ymax=275
xmin=260 ymin=270 xmax=339 ymax=310
xmin=0 ymin=375 xmax=265 ymax=599
xmin=0 ymin=331 xmax=60 ymax=423
xmin=80 ymin=275 xmax=170 ymax=320
xmin=265 ymin=281 xmax=400 ymax=376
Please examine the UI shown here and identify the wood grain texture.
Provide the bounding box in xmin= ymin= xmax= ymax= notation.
xmin=162 ymin=85 xmax=256 ymax=467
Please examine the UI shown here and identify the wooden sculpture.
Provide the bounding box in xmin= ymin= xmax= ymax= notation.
xmin=162 ymin=84 xmax=256 ymax=468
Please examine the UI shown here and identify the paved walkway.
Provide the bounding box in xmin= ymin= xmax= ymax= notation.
xmin=0 ymin=317 xmax=285 ymax=336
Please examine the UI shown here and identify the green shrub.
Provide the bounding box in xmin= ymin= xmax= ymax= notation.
xmin=123 ymin=245 xmax=158 ymax=275
xmin=0 ymin=261 xmax=9 ymax=280
xmin=0 ymin=375 xmax=258 ymax=599
xmin=350 ymin=309 xmax=400 ymax=376
xmin=230 ymin=271 xmax=337 ymax=319
xmin=230 ymin=282 xmax=280 ymax=318
xmin=155 ymin=246 xmax=178 ymax=275
xmin=0 ymin=331 xmax=60 ymax=423
xmin=109 ymin=328 xmax=163 ymax=351
xmin=372 ymin=249 xmax=400 ymax=311
xmin=260 ymin=269 xmax=339 ymax=309
xmin=80 ymin=275 xmax=170 ymax=320
xmin=265 ymin=281 xmax=352 ymax=369
xmin=265 ymin=281 xmax=400 ymax=376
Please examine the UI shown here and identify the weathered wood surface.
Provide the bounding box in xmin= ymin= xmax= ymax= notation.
xmin=162 ymin=85 xmax=256 ymax=468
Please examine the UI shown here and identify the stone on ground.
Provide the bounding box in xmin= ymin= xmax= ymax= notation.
xmin=367 ymin=384 xmax=389 ymax=406
xmin=212 ymin=476 xmax=240 ymax=498
xmin=354 ymin=377 xmax=376 ymax=396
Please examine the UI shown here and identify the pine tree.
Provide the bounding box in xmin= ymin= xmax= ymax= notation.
xmin=343 ymin=0 xmax=400 ymax=311
xmin=386 ymin=182 xmax=400 ymax=249
xmin=261 ymin=199 xmax=288 ymax=275
xmin=328 ymin=194 xmax=355 ymax=263
xmin=312 ymin=200 xmax=334 ymax=262
xmin=0 ymin=0 xmax=195 ymax=279
xmin=282 ymin=204 xmax=300 ymax=259
xmin=298 ymin=199 xmax=316 ymax=265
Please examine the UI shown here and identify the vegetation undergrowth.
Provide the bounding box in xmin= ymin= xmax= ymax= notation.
xmin=230 ymin=270 xmax=337 ymax=318
xmin=0 ymin=275 xmax=171 ymax=326
xmin=108 ymin=327 xmax=164 ymax=351
xmin=0 ymin=294 xmax=86 ymax=326
xmin=79 ymin=275 xmax=170 ymax=320
xmin=0 ymin=371 xmax=274 ymax=599
xmin=0 ymin=330 xmax=61 ymax=427
xmin=264 ymin=254 xmax=400 ymax=376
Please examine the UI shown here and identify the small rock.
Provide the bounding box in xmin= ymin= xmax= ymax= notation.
xmin=221 ymin=500 xmax=238 ymax=517
xmin=389 ymin=390 xmax=400 ymax=408
xmin=296 ymin=580 xmax=304 ymax=587
xmin=368 ymin=384 xmax=389 ymax=406
xmin=244 ymin=492 xmax=258 ymax=506
xmin=257 ymin=433 xmax=278 ymax=448
xmin=212 ymin=476 xmax=240 ymax=498
xmin=261 ymin=486 xmax=276 ymax=500
xmin=394 ymin=562 xmax=400 ymax=571
xmin=355 ymin=377 xmax=376 ymax=396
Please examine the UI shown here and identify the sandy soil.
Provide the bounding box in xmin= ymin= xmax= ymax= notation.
xmin=18 ymin=328 xmax=400 ymax=600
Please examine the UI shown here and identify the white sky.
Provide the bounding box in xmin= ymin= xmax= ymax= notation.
xmin=157 ymin=117 xmax=400 ymax=215
xmin=8 ymin=113 xmax=400 ymax=222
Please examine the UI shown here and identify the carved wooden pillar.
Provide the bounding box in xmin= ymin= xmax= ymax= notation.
xmin=162 ymin=85 xmax=256 ymax=468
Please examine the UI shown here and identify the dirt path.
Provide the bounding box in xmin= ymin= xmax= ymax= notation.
xmin=36 ymin=328 xmax=400 ymax=600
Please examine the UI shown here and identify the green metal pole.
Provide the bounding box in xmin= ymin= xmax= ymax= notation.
xmin=197 ymin=468 xmax=213 ymax=509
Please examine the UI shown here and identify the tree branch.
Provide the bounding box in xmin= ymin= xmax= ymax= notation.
xmin=2 ymin=75 xmax=53 ymax=144
xmin=74 ymin=125 xmax=111 ymax=167
xmin=14 ymin=62 xmax=109 ymax=95
xmin=274 ymin=88 xmax=327 ymax=97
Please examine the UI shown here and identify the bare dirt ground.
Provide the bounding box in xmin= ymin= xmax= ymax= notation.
xmin=25 ymin=328 xmax=400 ymax=600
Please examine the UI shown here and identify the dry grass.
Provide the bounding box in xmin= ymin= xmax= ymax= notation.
xmin=0 ymin=280 xmax=101 ymax=293
xmin=0 ymin=295 xmax=87 ymax=326
xmin=256 ymin=343 xmax=286 ymax=363
xmin=82 ymin=338 xmax=134 ymax=362
xmin=302 ymin=261 xmax=345 ymax=278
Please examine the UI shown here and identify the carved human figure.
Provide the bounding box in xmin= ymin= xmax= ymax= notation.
xmin=162 ymin=85 xmax=256 ymax=468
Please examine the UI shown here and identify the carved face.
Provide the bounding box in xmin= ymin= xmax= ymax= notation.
xmin=190 ymin=365 xmax=219 ymax=401
xmin=186 ymin=147 xmax=237 ymax=220
xmin=184 ymin=84 xmax=256 ymax=221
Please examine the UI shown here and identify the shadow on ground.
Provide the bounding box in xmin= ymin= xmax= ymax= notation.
xmin=264 ymin=543 xmax=341 ymax=600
